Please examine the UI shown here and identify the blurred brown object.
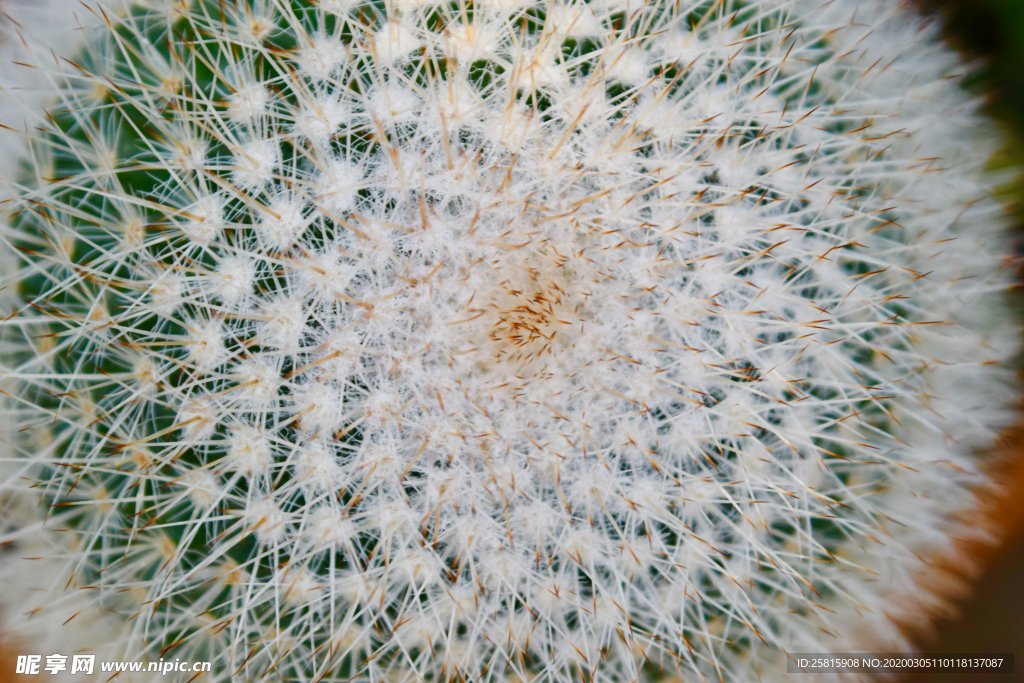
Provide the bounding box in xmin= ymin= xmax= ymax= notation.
xmin=901 ymin=425 xmax=1024 ymax=683
xmin=0 ymin=636 xmax=33 ymax=683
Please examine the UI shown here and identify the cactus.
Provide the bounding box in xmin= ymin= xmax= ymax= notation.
xmin=0 ymin=0 xmax=1017 ymax=681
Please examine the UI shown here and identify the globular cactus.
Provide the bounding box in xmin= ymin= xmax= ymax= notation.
xmin=0 ymin=0 xmax=1017 ymax=681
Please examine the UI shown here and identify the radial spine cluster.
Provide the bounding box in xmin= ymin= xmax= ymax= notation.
xmin=0 ymin=0 xmax=1017 ymax=681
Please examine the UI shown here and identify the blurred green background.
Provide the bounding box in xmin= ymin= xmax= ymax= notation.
xmin=930 ymin=0 xmax=1024 ymax=121
xmin=933 ymin=0 xmax=1024 ymax=230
